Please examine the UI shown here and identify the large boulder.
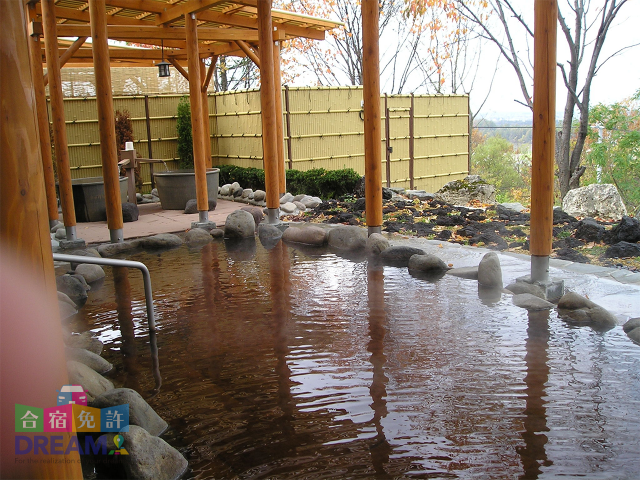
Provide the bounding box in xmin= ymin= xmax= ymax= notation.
xmin=366 ymin=233 xmax=389 ymax=256
xmin=562 ymin=183 xmax=627 ymax=220
xmin=66 ymin=347 xmax=113 ymax=375
xmin=119 ymin=426 xmax=188 ymax=480
xmin=557 ymin=292 xmax=618 ymax=329
xmin=66 ymin=361 xmax=114 ymax=402
xmin=56 ymin=274 xmax=89 ymax=307
xmin=258 ymin=224 xmax=283 ymax=247
xmin=327 ymin=226 xmax=367 ymax=251
xmin=224 ymin=210 xmax=256 ymax=238
xmin=603 ymin=242 xmax=640 ymax=258
xmin=92 ymin=388 xmax=167 ymax=436
xmin=282 ymin=226 xmax=327 ymax=246
xmin=623 ymin=317 xmax=640 ymax=333
xmin=574 ymin=218 xmax=605 ymax=242
xmin=139 ymin=233 xmax=183 ymax=249
xmin=477 ymin=252 xmax=502 ymax=288
xmin=604 ymin=216 xmax=640 ymax=244
xmin=380 ymin=246 xmax=426 ymax=267
xmin=241 ymin=206 xmax=264 ymax=227
xmin=435 ymin=175 xmax=496 ymax=205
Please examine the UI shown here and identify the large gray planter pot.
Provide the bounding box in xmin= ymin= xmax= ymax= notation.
xmin=153 ymin=168 xmax=219 ymax=210
xmin=66 ymin=176 xmax=128 ymax=222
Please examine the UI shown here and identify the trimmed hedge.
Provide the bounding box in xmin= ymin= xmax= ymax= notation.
xmin=217 ymin=165 xmax=361 ymax=200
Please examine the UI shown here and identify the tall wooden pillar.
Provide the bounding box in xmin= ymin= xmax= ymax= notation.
xmin=273 ymin=38 xmax=286 ymax=194
xmin=1 ymin=1 xmax=82 ymax=477
xmin=257 ymin=0 xmax=280 ymax=223
xmin=185 ymin=12 xmax=209 ymax=220
xmin=200 ymin=59 xmax=212 ymax=169
xmin=362 ymin=0 xmax=383 ymax=235
xmin=26 ymin=10 xmax=58 ymax=228
xmin=530 ymin=0 xmax=557 ymax=281
xmin=41 ymin=0 xmax=78 ymax=240
xmin=89 ymin=0 xmax=124 ymax=242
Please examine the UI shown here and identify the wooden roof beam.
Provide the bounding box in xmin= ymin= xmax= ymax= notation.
xmin=55 ymin=24 xmax=260 ymax=41
xmin=43 ymin=36 xmax=88 ymax=86
xmin=155 ymin=0 xmax=227 ymax=26
xmin=235 ymin=40 xmax=260 ymax=68
xmin=35 ymin=4 xmax=155 ymax=26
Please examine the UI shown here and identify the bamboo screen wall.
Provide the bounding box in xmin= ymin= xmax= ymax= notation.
xmin=51 ymin=86 xmax=469 ymax=193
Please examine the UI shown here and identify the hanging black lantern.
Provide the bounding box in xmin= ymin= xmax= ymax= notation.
xmin=158 ymin=39 xmax=170 ymax=77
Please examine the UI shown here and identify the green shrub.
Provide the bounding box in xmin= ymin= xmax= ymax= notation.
xmin=176 ymin=97 xmax=193 ymax=170
xmin=216 ymin=165 xmax=361 ymax=199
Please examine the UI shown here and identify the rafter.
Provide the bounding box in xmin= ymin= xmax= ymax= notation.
xmin=55 ymin=25 xmax=260 ymax=41
xmin=155 ymin=0 xmax=227 ymax=26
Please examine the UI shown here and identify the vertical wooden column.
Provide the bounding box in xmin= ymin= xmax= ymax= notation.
xmin=200 ymin=59 xmax=212 ymax=169
xmin=273 ymin=38 xmax=286 ymax=194
xmin=257 ymin=0 xmax=280 ymax=222
xmin=0 ymin=1 xmax=82 ymax=477
xmin=41 ymin=0 xmax=78 ymax=239
xmin=89 ymin=0 xmax=124 ymax=242
xmin=185 ymin=12 xmax=209 ymax=220
xmin=384 ymin=94 xmax=391 ymax=188
xmin=284 ymin=85 xmax=294 ymax=169
xmin=362 ymin=0 xmax=383 ymax=234
xmin=144 ymin=95 xmax=155 ymax=188
xmin=409 ymin=94 xmax=415 ymax=190
xmin=26 ymin=16 xmax=58 ymax=228
xmin=530 ymin=0 xmax=557 ymax=281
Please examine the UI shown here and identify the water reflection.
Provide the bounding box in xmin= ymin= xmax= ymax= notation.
xmin=517 ymin=309 xmax=552 ymax=479
xmin=366 ymin=264 xmax=391 ymax=474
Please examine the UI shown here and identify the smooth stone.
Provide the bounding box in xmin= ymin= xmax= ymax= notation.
xmin=253 ymin=190 xmax=266 ymax=202
xmin=622 ymin=317 xmax=640 ymax=333
xmin=50 ymin=221 xmax=63 ymax=233
xmin=512 ymin=293 xmax=555 ymax=310
xmin=120 ymin=426 xmax=188 ymax=480
xmin=139 ymin=234 xmax=183 ymax=249
xmin=327 ymin=226 xmax=367 ymax=251
xmin=380 ymin=246 xmax=426 ymax=267
xmin=258 ymin=224 xmax=283 ymax=244
xmin=56 ymin=274 xmax=89 ymax=307
xmin=66 ymin=361 xmax=114 ymax=402
xmin=293 ymin=201 xmax=307 ymax=212
xmin=280 ymin=202 xmax=298 ymax=214
xmin=628 ymin=328 xmax=640 ymax=343
xmin=210 ymin=228 xmax=225 ymax=239
xmin=122 ymin=202 xmax=139 ymax=222
xmin=184 ymin=198 xmax=217 ymax=214
xmin=58 ymin=291 xmax=76 ymax=306
xmin=91 ymin=388 xmax=167 ymax=436
xmin=242 ymin=188 xmax=253 ymax=198
xmin=66 ymin=347 xmax=113 ymax=375
xmin=280 ymin=193 xmax=294 ymax=204
xmin=231 ymin=181 xmax=241 ymax=190
xmin=241 ymin=206 xmax=264 ymax=226
xmin=499 ymin=202 xmax=525 ymax=213
xmin=478 ymin=252 xmax=503 ymax=288
xmin=300 ymin=196 xmax=322 ymax=209
xmin=232 ymin=186 xmax=243 ymax=197
xmin=292 ymin=194 xmax=307 ymax=202
xmin=185 ymin=228 xmax=213 ymax=246
xmin=219 ymin=185 xmax=231 ymax=196
xmin=282 ymin=226 xmax=327 ymax=246
xmin=136 ymin=192 xmax=143 ymax=203
xmin=366 ymin=233 xmax=389 ymax=256
xmin=224 ymin=210 xmax=256 ymax=238
xmin=446 ymin=266 xmax=479 ymax=279
xmin=74 ymin=264 xmax=105 ymax=284
xmin=505 ymin=282 xmax=546 ymax=299
xmin=64 ymin=332 xmax=104 ymax=355
xmin=406 ymin=190 xmax=435 ymax=201
xmin=408 ymin=253 xmax=449 ymax=273
xmin=97 ymin=240 xmax=140 ymax=257
xmin=55 ymin=228 xmax=66 ymax=240
xmin=59 ymin=300 xmax=78 ymax=320
xmin=557 ymin=292 xmax=618 ymax=328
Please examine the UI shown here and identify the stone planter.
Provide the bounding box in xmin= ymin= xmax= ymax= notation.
xmin=153 ymin=168 xmax=219 ymax=210
xmin=67 ymin=177 xmax=128 ymax=222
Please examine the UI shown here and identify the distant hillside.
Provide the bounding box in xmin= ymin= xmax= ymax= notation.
xmin=474 ymin=118 xmax=533 ymax=147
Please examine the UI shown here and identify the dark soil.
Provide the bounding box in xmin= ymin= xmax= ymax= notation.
xmin=284 ymin=196 xmax=640 ymax=272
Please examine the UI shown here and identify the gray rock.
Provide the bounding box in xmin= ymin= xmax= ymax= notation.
xmin=184 ymin=198 xmax=217 ymax=214
xmin=231 ymin=181 xmax=241 ymax=190
xmin=605 ymin=216 xmax=640 ymax=244
xmin=604 ymin=241 xmax=640 ymax=258
xmin=66 ymin=361 xmax=114 ymax=402
xmin=280 ymin=202 xmax=297 ymax=214
xmin=56 ymin=274 xmax=89 ymax=306
xmin=562 ymin=183 xmax=627 ymax=220
xmin=150 ymin=188 xmax=158 ymax=197
xmin=220 ymin=184 xmax=231 ymax=196
xmin=366 ymin=233 xmax=389 ymax=256
xmin=446 ymin=266 xmax=479 ymax=279
xmin=210 ymin=228 xmax=224 ymax=239
xmin=292 ymin=194 xmax=307 ymax=202
xmin=232 ymin=186 xmax=243 ymax=197
xmin=224 ymin=210 xmax=256 ymax=238
xmin=628 ymin=328 xmax=640 ymax=343
xmin=242 ymin=188 xmax=253 ymax=198
xmin=300 ymin=196 xmax=322 ymax=209
xmin=478 ymin=252 xmax=502 ymax=288
xmin=139 ymin=234 xmax=183 ymax=249
xmin=122 ymin=202 xmax=139 ymax=222
xmin=406 ymin=190 xmax=435 ymax=201
xmin=499 ymin=202 xmax=526 ymax=213
xmin=58 ymin=291 xmax=76 ymax=306
xmin=55 ymin=228 xmax=66 ymax=240
xmin=66 ymin=347 xmax=113 ymax=374
xmin=282 ymin=226 xmax=327 ymax=246
xmin=92 ymin=388 xmax=168 ymax=436
xmin=622 ymin=317 xmax=640 ymax=333
xmin=327 ymin=226 xmax=367 ymax=251
xmin=258 ymin=224 xmax=283 ymax=244
xmin=120 ymin=425 xmax=188 ymax=480
xmin=380 ymin=246 xmax=426 ymax=267
xmin=74 ymin=264 xmax=105 ymax=284
xmin=293 ymin=201 xmax=307 ymax=212
xmin=64 ymin=332 xmax=103 ymax=355
xmin=50 ymin=221 xmax=63 ymax=233
xmin=185 ymin=228 xmax=213 ymax=246
xmin=241 ymin=206 xmax=264 ymax=226
xmin=512 ymin=293 xmax=555 ymax=311
xmin=253 ymin=190 xmax=266 ymax=202
xmin=97 ymin=240 xmax=140 ymax=257
xmin=574 ymin=218 xmax=605 ymax=242
xmin=505 ymin=282 xmax=546 ymax=299
xmin=136 ymin=192 xmax=143 ymax=203
xmin=59 ymin=300 xmax=78 ymax=320
xmin=280 ymin=193 xmax=294 ymax=204
xmin=408 ymin=254 xmax=449 ymax=273
xmin=436 ymin=175 xmax=496 ymax=205
xmin=557 ymin=292 xmax=618 ymax=328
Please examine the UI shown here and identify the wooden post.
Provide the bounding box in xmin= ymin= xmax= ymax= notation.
xmin=200 ymin=59 xmax=212 ymax=168
xmin=409 ymin=93 xmax=415 ymax=190
xmin=0 ymin=2 xmax=82 ymax=477
xmin=26 ymin=15 xmax=58 ymax=227
xmin=273 ymin=38 xmax=286 ymax=194
xmin=41 ymin=0 xmax=78 ymax=239
xmin=144 ymin=95 xmax=155 ymax=188
xmin=43 ymin=36 xmax=87 ymax=87
xmin=89 ymin=0 xmax=124 ymax=243
xmin=362 ymin=0 xmax=383 ymax=234
xmin=185 ymin=12 xmax=209 ymax=220
xmin=284 ymin=85 xmax=293 ymax=169
xmin=384 ymin=94 xmax=391 ymax=188
xmin=530 ymin=0 xmax=557 ymax=282
xmin=257 ymin=0 xmax=280 ymax=222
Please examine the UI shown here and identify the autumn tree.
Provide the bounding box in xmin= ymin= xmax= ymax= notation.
xmin=455 ymin=0 xmax=639 ymax=199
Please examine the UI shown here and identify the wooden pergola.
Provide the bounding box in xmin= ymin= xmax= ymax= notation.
xmin=26 ymin=0 xmax=342 ymax=240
